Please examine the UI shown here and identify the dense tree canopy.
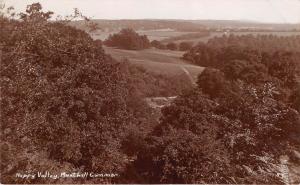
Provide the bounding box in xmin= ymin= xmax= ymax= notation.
xmin=136 ymin=66 xmax=300 ymax=184
xmin=183 ymin=34 xmax=300 ymax=70
xmin=134 ymin=33 xmax=300 ymax=184
xmin=0 ymin=4 xmax=166 ymax=184
xmin=179 ymin=41 xmax=193 ymax=51
xmin=150 ymin=40 xmax=166 ymax=49
xmin=104 ymin=28 xmax=151 ymax=50
xmin=166 ymin=42 xmax=178 ymax=51
xmin=207 ymin=34 xmax=300 ymax=52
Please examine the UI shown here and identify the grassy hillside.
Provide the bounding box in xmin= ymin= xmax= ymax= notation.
xmin=69 ymin=19 xmax=206 ymax=32
xmin=104 ymin=47 xmax=204 ymax=84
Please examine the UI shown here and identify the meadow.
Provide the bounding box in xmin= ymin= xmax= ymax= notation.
xmin=104 ymin=46 xmax=204 ymax=84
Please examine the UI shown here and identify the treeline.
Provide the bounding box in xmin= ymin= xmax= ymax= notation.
xmin=151 ymin=40 xmax=193 ymax=51
xmin=183 ymin=34 xmax=300 ymax=68
xmin=103 ymin=28 xmax=194 ymax=51
xmin=182 ymin=34 xmax=300 ymax=111
xmin=207 ymin=34 xmax=300 ymax=52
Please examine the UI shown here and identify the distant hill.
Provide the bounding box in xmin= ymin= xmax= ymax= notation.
xmin=188 ymin=19 xmax=300 ymax=31
xmin=69 ymin=19 xmax=206 ymax=32
xmin=69 ymin=19 xmax=300 ymax=32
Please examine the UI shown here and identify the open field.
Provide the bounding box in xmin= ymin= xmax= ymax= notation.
xmin=137 ymin=30 xmax=194 ymax=41
xmin=104 ymin=46 xmax=204 ymax=84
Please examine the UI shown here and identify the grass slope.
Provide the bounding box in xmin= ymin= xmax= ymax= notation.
xmin=104 ymin=47 xmax=204 ymax=84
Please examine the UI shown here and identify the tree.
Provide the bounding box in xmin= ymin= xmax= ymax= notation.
xmin=263 ymin=51 xmax=299 ymax=88
xmin=179 ymin=41 xmax=193 ymax=51
xmin=104 ymin=28 xmax=150 ymax=50
xmin=223 ymin=59 xmax=270 ymax=85
xmin=197 ymin=67 xmax=229 ymax=98
xmin=166 ymin=42 xmax=178 ymax=50
xmin=151 ymin=40 xmax=166 ymax=49
xmin=135 ymin=130 xmax=232 ymax=184
xmin=19 ymin=3 xmax=53 ymax=22
xmin=135 ymin=90 xmax=234 ymax=183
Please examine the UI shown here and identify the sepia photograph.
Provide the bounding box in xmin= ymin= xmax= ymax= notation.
xmin=0 ymin=0 xmax=300 ymax=184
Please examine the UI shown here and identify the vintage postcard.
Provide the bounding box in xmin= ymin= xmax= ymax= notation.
xmin=1 ymin=0 xmax=300 ymax=184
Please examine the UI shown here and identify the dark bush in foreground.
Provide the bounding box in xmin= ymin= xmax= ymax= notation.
xmin=0 ymin=4 xmax=150 ymax=183
xmin=0 ymin=4 xmax=196 ymax=184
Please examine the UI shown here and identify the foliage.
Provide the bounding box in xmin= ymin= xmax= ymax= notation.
xmin=178 ymin=41 xmax=193 ymax=51
xmin=291 ymin=85 xmax=300 ymax=112
xmin=104 ymin=28 xmax=150 ymax=50
xmin=183 ymin=34 xmax=300 ymax=71
xmin=166 ymin=42 xmax=178 ymax=50
xmin=150 ymin=40 xmax=166 ymax=49
xmin=135 ymin=34 xmax=300 ymax=183
xmin=206 ymin=34 xmax=300 ymax=52
xmin=0 ymin=3 xmax=151 ymax=183
xmin=1 ymin=3 xmax=300 ymax=184
xmin=135 ymin=130 xmax=233 ymax=183
xmin=183 ymin=39 xmax=299 ymax=105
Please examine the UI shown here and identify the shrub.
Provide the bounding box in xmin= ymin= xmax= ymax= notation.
xmin=0 ymin=3 xmax=139 ymax=183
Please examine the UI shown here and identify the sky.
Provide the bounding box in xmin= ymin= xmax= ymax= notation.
xmin=3 ymin=0 xmax=300 ymax=23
